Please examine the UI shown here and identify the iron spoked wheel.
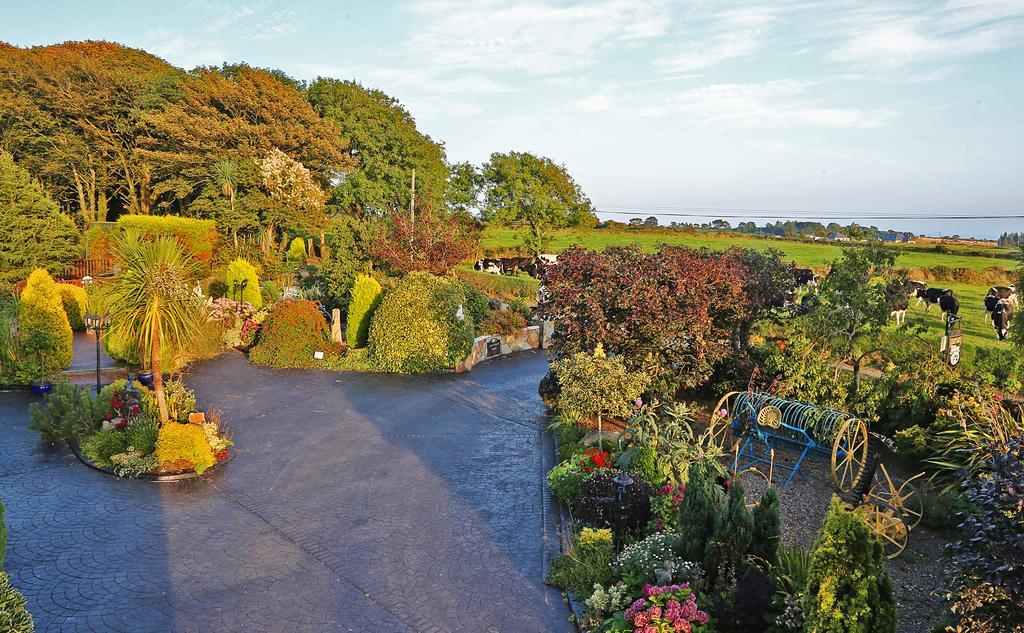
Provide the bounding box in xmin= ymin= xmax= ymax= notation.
xmin=870 ymin=475 xmax=924 ymax=530
xmin=734 ymin=466 xmax=772 ymax=509
xmin=852 ymin=499 xmax=909 ymax=559
xmin=709 ymin=392 xmax=741 ymax=453
xmin=831 ymin=418 xmax=869 ymax=493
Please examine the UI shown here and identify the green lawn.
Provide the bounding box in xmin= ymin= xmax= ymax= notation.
xmin=480 ymin=228 xmax=1017 ymax=276
xmin=477 ymin=227 xmax=1018 ymax=356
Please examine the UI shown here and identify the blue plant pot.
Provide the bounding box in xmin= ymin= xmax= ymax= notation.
xmin=137 ymin=372 xmax=155 ymax=388
xmin=30 ymin=381 xmax=53 ymax=395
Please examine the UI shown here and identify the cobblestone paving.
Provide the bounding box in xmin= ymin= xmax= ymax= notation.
xmin=0 ymin=350 xmax=572 ymax=632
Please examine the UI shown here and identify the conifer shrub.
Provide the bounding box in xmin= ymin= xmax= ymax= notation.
xmin=678 ymin=460 xmax=722 ymax=562
xmin=18 ymin=269 xmax=73 ymax=382
xmin=0 ymin=572 xmax=34 ymax=632
xmin=749 ymin=486 xmax=781 ymax=565
xmin=704 ymin=480 xmax=753 ymax=589
xmin=250 ymin=300 xmax=331 ymax=368
xmin=223 ymin=258 xmax=262 ymax=308
xmin=287 ymin=237 xmax=306 ymax=264
xmin=803 ymin=496 xmax=896 ymax=633
xmin=56 ymin=284 xmax=88 ymax=331
xmin=155 ymin=423 xmax=215 ymax=474
xmin=345 ymin=273 xmax=382 ymax=348
xmin=368 ymin=272 xmax=475 ymax=373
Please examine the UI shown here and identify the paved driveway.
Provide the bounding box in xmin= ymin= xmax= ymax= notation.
xmin=0 ymin=350 xmax=572 ymax=632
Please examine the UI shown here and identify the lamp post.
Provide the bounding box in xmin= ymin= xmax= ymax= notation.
xmin=611 ymin=472 xmax=635 ymax=554
xmin=84 ymin=311 xmax=109 ymax=395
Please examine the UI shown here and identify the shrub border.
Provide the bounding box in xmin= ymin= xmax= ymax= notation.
xmin=550 ymin=429 xmax=587 ymax=632
xmin=67 ymin=438 xmax=235 ymax=482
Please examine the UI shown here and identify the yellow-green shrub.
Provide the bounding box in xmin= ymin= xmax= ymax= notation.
xmin=224 ymin=258 xmax=262 ymax=308
xmin=368 ymin=272 xmax=475 ymax=373
xmin=345 ymin=273 xmax=382 ymax=348
xmin=155 ymin=422 xmax=216 ymax=474
xmin=116 ymin=215 xmax=217 ymax=264
xmin=57 ymin=283 xmax=88 ymax=331
xmin=287 ymin=237 xmax=306 ymax=263
xmin=18 ymin=269 xmax=73 ymax=380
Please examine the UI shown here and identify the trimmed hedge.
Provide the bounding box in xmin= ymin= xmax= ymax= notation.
xmin=18 ymin=269 xmax=73 ymax=382
xmin=250 ymin=300 xmax=331 ymax=368
xmin=460 ymin=282 xmax=490 ymax=335
xmin=116 ymin=215 xmax=217 ymax=263
xmin=56 ymin=284 xmax=88 ymax=331
xmin=368 ymin=272 xmax=474 ymax=373
xmin=345 ymin=274 xmax=382 ymax=348
xmin=0 ymin=572 xmax=33 ymax=632
xmin=224 ymin=258 xmax=262 ymax=308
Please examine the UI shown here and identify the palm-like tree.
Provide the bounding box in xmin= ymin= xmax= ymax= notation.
xmin=211 ymin=160 xmax=239 ymax=248
xmin=107 ymin=231 xmax=205 ymax=424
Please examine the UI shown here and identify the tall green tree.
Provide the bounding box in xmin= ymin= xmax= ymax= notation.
xmin=106 ymin=232 xmax=205 ymax=425
xmin=446 ymin=161 xmax=481 ymax=214
xmin=0 ymin=151 xmax=79 ymax=287
xmin=813 ymin=243 xmax=902 ymax=396
xmin=307 ymin=79 xmax=448 ymax=217
xmin=479 ymin=151 xmax=597 ymax=254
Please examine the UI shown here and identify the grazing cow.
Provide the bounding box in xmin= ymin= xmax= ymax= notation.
xmin=988 ymin=285 xmax=1018 ymax=309
xmin=992 ymin=299 xmax=1014 ymax=340
xmin=908 ymin=280 xmax=927 ymax=306
xmin=938 ymin=292 xmax=960 ymax=317
xmin=473 ymin=258 xmax=503 ymax=274
xmin=984 ymin=293 xmax=1001 ymax=314
xmin=537 ymin=254 xmax=558 ymax=265
xmin=793 ymin=268 xmax=819 ymax=289
xmin=917 ymin=287 xmax=952 ymax=313
xmin=474 ymin=257 xmax=538 ymax=277
xmin=885 ymin=279 xmax=911 ymax=326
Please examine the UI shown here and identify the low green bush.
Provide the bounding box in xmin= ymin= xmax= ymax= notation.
xmin=28 ymin=382 xmax=97 ymax=444
xmin=0 ymin=572 xmax=34 ymax=632
xmin=460 ymin=282 xmax=490 ymax=335
xmin=547 ymin=457 xmax=590 ymax=503
xmin=82 ymin=429 xmax=130 ymax=469
xmin=250 ymin=300 xmax=332 ymax=368
xmin=287 ymin=237 xmax=306 ymax=264
xmin=547 ymin=527 xmax=615 ymax=599
xmin=367 ymin=272 xmax=474 ymax=373
xmin=454 ymin=268 xmax=538 ymax=301
xmin=480 ymin=310 xmax=527 ymax=336
xmin=56 ymin=284 xmax=87 ymax=332
xmin=224 ymin=258 xmax=262 ymax=308
xmin=345 ymin=274 xmax=382 ymax=349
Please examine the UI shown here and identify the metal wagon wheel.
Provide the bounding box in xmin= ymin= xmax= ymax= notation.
xmin=869 ymin=467 xmax=925 ymax=530
xmin=852 ymin=499 xmax=909 ymax=559
xmin=708 ymin=392 xmax=741 ymax=452
xmin=734 ymin=466 xmax=772 ymax=509
xmin=831 ymin=418 xmax=869 ymax=492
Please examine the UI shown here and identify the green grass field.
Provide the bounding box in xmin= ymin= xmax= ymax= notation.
xmin=475 ymin=227 xmax=1020 ymax=355
xmin=479 ymin=228 xmax=1017 ymax=277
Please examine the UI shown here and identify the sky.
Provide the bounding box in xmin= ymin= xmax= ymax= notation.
xmin=2 ymin=0 xmax=1024 ymax=239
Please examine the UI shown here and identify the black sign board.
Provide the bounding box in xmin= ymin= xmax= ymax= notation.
xmin=945 ymin=330 xmax=964 ymax=368
xmin=486 ymin=337 xmax=501 ymax=358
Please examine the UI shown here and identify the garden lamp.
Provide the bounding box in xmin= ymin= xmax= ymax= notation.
xmin=611 ymin=472 xmax=634 ymax=554
xmin=84 ymin=311 xmax=109 ymax=394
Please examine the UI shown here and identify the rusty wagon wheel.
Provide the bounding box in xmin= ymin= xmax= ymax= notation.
xmin=831 ymin=418 xmax=869 ymax=493
xmin=852 ymin=499 xmax=909 ymax=559
xmin=869 ymin=470 xmax=925 ymax=530
xmin=708 ymin=392 xmax=741 ymax=453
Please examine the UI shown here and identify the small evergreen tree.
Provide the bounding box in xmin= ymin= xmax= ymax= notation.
xmin=803 ymin=497 xmax=896 ymax=633
xmin=18 ymin=269 xmax=74 ymax=382
xmin=704 ymin=479 xmax=753 ymax=589
xmin=224 ymin=258 xmax=262 ymax=308
xmin=287 ymin=237 xmax=306 ymax=263
xmin=0 ymin=151 xmax=79 ymax=287
xmin=345 ymin=273 xmax=382 ymax=348
xmin=678 ymin=460 xmax=721 ymax=562
xmin=749 ymin=486 xmax=781 ymax=565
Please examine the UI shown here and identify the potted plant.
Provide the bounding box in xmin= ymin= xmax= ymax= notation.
xmin=25 ymin=329 xmax=56 ymax=395
xmin=136 ymin=363 xmax=155 ymax=388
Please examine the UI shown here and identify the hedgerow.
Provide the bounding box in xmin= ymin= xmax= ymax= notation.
xmin=116 ymin=215 xmax=217 ymax=263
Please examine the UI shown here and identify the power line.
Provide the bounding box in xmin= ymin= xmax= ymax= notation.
xmin=593 ymin=206 xmax=1024 ymax=221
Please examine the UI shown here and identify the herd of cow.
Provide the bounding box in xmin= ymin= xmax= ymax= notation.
xmin=474 ymin=256 xmax=1017 ymax=341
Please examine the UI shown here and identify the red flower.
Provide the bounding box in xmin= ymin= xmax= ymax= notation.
xmin=114 ymin=421 xmax=127 ymax=430
xmin=104 ymin=413 xmax=113 ymax=420
xmin=215 ymin=450 xmax=229 ymax=462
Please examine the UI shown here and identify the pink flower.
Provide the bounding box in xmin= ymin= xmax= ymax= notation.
xmin=632 ymin=612 xmax=649 ymax=627
xmin=995 ymin=394 xmax=1004 ymax=402
xmin=649 ymin=606 xmax=662 ymax=619
xmin=673 ymin=620 xmax=691 ymax=632
xmin=660 ymin=484 xmax=673 ymax=495
xmin=635 ymin=398 xmax=644 ymax=407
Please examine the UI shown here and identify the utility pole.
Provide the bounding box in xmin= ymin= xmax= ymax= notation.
xmin=409 ymin=168 xmax=416 ymax=229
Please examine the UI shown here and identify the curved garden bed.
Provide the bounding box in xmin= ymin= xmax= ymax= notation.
xmin=67 ymin=438 xmax=235 ymax=482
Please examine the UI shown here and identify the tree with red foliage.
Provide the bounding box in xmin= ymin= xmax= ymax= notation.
xmin=367 ymin=205 xmax=478 ymax=275
xmin=539 ymin=245 xmax=744 ymax=396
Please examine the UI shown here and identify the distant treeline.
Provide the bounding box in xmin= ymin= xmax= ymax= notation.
xmin=612 ymin=217 xmax=907 ymax=241
xmin=998 ymin=232 xmax=1022 ymax=247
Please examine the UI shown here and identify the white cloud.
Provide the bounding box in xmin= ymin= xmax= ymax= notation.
xmin=144 ymin=28 xmax=227 ymax=68
xmin=577 ymin=93 xmax=614 ymax=112
xmin=636 ymin=80 xmax=893 ymax=128
xmin=406 ymin=0 xmax=672 ymax=75
xmin=655 ymin=28 xmax=765 ymax=73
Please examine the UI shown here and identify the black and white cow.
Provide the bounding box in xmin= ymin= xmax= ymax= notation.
xmin=886 ymin=279 xmax=912 ymax=325
xmin=992 ymin=299 xmax=1014 ymax=340
xmin=473 ymin=257 xmax=539 ymax=277
xmin=908 ymin=280 xmax=927 ymax=306
xmin=917 ymin=287 xmax=953 ymax=313
xmin=938 ymin=292 xmax=960 ymax=317
xmin=988 ymin=285 xmax=1018 ymax=309
xmin=473 ymin=258 xmax=504 ymax=274
xmin=792 ymin=268 xmax=819 ymax=289
xmin=984 ymin=293 xmax=1001 ymax=314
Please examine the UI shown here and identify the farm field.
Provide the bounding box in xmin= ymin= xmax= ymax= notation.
xmin=475 ymin=227 xmax=1019 ymax=356
xmin=479 ymin=227 xmax=1018 ymax=277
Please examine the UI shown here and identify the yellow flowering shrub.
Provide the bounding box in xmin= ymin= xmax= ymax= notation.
xmin=155 ymin=423 xmax=215 ymax=474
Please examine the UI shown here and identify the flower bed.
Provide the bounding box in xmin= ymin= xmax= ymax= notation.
xmin=29 ymin=379 xmax=233 ymax=480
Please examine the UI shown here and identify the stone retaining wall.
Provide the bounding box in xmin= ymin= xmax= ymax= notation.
xmin=455 ymin=323 xmax=553 ymax=372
